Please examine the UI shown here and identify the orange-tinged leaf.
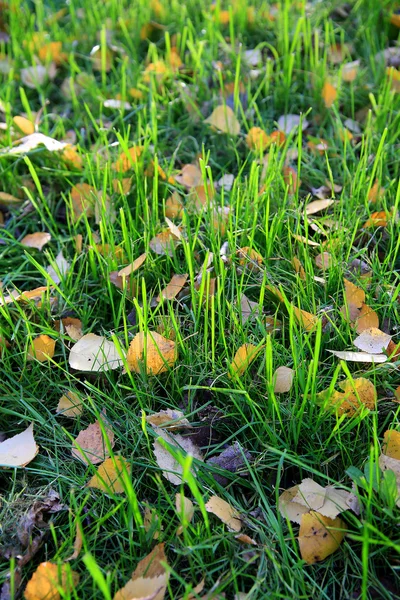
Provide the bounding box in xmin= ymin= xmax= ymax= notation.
xmin=292 ymin=257 xmax=306 ymax=280
xmin=363 ymin=211 xmax=388 ymax=228
xmin=237 ymin=246 xmax=263 ymax=269
xmin=165 ymin=191 xmax=184 ymax=218
xmin=205 ymin=105 xmax=240 ymax=135
xmin=112 ymin=177 xmax=132 ymax=194
xmin=38 ymin=41 xmax=66 ymax=65
xmin=228 ymin=343 xmax=262 ymax=378
xmin=395 ymin=386 xmax=400 ymax=402
xmin=175 ymin=163 xmax=203 ymax=189
xmin=112 ymin=145 xmax=143 ymax=173
xmin=342 ymin=60 xmax=359 ymax=82
xmin=368 ymin=180 xmax=385 ymax=203
xmin=149 ymin=230 xmax=180 ymax=256
xmin=246 ymin=127 xmax=270 ymax=151
xmin=70 ymin=183 xmax=97 ymax=220
xmin=386 ymin=340 xmax=400 ymax=362
xmin=187 ymin=182 xmax=215 ymax=212
xmin=205 ymin=495 xmax=242 ymax=531
xmin=127 ymin=331 xmax=177 ymax=375
xmin=20 ymin=232 xmax=51 ymax=250
xmin=344 ymin=279 xmax=365 ymax=308
xmin=292 ymin=233 xmax=319 ymax=247
xmin=322 ymin=81 xmax=337 ymax=108
xmin=292 ymin=306 xmax=319 ymax=331
xmin=71 ymin=417 xmax=115 ymax=465
xmin=62 ymin=145 xmax=83 ymax=170
xmin=298 ymin=511 xmax=346 ymax=564
xmin=56 ymin=391 xmax=83 ymax=418
xmin=27 ymin=334 xmax=56 ymax=362
xmin=383 ymin=430 xmax=400 ymax=460
xmin=157 ymin=273 xmax=188 ymax=301
xmin=20 ymin=286 xmax=51 ymax=303
xmin=355 ymin=303 xmax=379 ymax=333
xmin=0 ymin=423 xmax=39 ymax=468
xmin=283 ymin=166 xmax=301 ymax=194
xmin=319 ymin=377 xmax=377 ymax=416
xmin=118 ymin=253 xmax=147 ymax=277
xmin=146 ymin=409 xmax=191 ymax=431
xmin=13 ymin=115 xmax=35 ymax=135
xmin=24 ymin=562 xmax=79 ymax=600
xmin=87 ymin=456 xmax=130 ymax=494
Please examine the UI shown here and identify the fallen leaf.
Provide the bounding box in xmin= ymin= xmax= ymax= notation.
xmin=0 ymin=132 xmax=67 ymax=155
xmin=273 ymin=366 xmax=294 ymax=393
xmin=21 ymin=232 xmax=51 ymax=251
xmin=113 ymin=544 xmax=169 ymax=600
xmin=146 ymin=409 xmax=192 ymax=431
xmin=56 ymin=391 xmax=83 ymax=418
xmin=27 ymin=334 xmax=56 ymax=362
xmin=298 ymin=511 xmax=346 ymax=564
xmin=368 ymin=180 xmax=385 ymax=204
xmin=205 ymin=495 xmax=242 ymax=532
xmin=305 ymin=199 xmax=335 ymax=215
xmin=21 ymin=63 xmax=55 ymax=89
xmin=355 ymin=303 xmax=379 ymax=333
xmin=127 ymin=331 xmax=177 ymax=375
xmin=152 ymin=427 xmax=203 ymax=485
xmin=71 ymin=416 xmax=115 ymax=465
xmin=342 ymin=60 xmax=359 ymax=82
xmin=13 ymin=115 xmax=35 ymax=135
xmin=118 ymin=253 xmax=147 ymax=277
xmin=69 ymin=333 xmax=123 ymax=372
xmin=293 ymin=479 xmax=326 ymax=511
xmin=143 ymin=503 xmax=162 ymax=539
xmin=0 ymin=191 xmax=24 ymax=205
xmin=205 ymin=105 xmax=240 ymax=135
xmin=239 ymin=294 xmax=261 ymax=324
xmin=279 ymin=486 xmax=310 ymax=524
xmin=283 ymin=166 xmax=301 ymax=194
xmin=277 ymin=114 xmax=309 ymax=134
xmin=228 ymin=343 xmax=262 ymax=378
xmin=17 ymin=489 xmax=66 ymax=547
xmin=207 ymin=442 xmax=252 ymax=485
xmin=318 ymin=377 xmax=377 ymax=415
xmin=165 ymin=192 xmax=184 ymax=219
xmin=70 ymin=183 xmax=97 ymax=220
xmin=378 ymin=454 xmax=400 ymax=506
xmin=46 ymin=251 xmax=70 ymax=284
xmin=54 ymin=317 xmax=83 ymax=341
xmin=291 ymin=233 xmax=319 ymax=246
xmin=344 ymin=279 xmax=365 ymax=308
xmin=176 ymin=493 xmax=195 ymax=534
xmin=237 ymin=246 xmax=263 ymax=269
xmin=322 ymin=81 xmax=337 ymax=108
xmin=65 ymin=521 xmax=83 ymax=561
xmin=112 ymin=145 xmax=143 ymax=173
xmin=246 ymin=127 xmax=270 ymax=151
xmin=24 ymin=562 xmax=79 ymax=600
xmin=157 ymin=273 xmax=188 ymax=301
xmin=87 ymin=456 xmax=130 ymax=494
xmin=292 ymin=257 xmax=306 ymax=280
xmin=175 ymin=163 xmax=202 ymax=189
xmin=0 ymin=423 xmax=39 ymax=468
xmin=266 ymin=285 xmax=319 ymax=331
xmin=383 ymin=430 xmax=400 ymax=460
xmin=327 ymin=349 xmax=387 ymax=363
xmin=315 ymin=252 xmax=332 ymax=269
xmin=149 ymin=230 xmax=180 ymax=256
xmin=353 ymin=327 xmax=391 ymax=354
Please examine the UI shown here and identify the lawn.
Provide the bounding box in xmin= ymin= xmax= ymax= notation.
xmin=0 ymin=0 xmax=400 ymax=599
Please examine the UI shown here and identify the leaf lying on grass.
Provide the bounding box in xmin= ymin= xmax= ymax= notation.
xmin=205 ymin=105 xmax=240 ymax=135
xmin=56 ymin=391 xmax=83 ymax=418
xmin=27 ymin=334 xmax=56 ymax=362
xmin=127 ymin=331 xmax=177 ymax=375
xmin=157 ymin=273 xmax=188 ymax=301
xmin=152 ymin=427 xmax=203 ymax=485
xmin=205 ymin=495 xmax=242 ymax=532
xmin=317 ymin=377 xmax=377 ymax=415
xmin=0 ymin=423 xmax=39 ymax=468
xmin=298 ymin=511 xmax=346 ymax=564
xmin=71 ymin=416 xmax=115 ymax=465
xmin=113 ymin=544 xmax=169 ymax=600
xmin=0 ymin=132 xmax=68 ymax=155
xmin=273 ymin=366 xmax=294 ymax=393
xmin=118 ymin=252 xmax=147 ymax=276
xmin=352 ymin=327 xmax=391 ymax=354
xmin=25 ymin=562 xmax=79 ymax=600
xmin=20 ymin=232 xmax=51 ymax=250
xmin=69 ymin=333 xmax=124 ymax=372
xmin=327 ymin=349 xmax=387 ymax=363
xmin=176 ymin=493 xmax=195 ymax=534
xmin=87 ymin=456 xmax=130 ymax=494
xmin=228 ymin=343 xmax=263 ymax=378
xmin=146 ymin=409 xmax=192 ymax=431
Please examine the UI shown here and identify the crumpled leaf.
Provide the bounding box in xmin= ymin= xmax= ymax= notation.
xmin=46 ymin=251 xmax=70 ymax=284
xmin=17 ymin=489 xmax=66 ymax=548
xmin=152 ymin=427 xmax=203 ymax=485
xmin=69 ymin=333 xmax=124 ymax=372
xmin=228 ymin=343 xmax=262 ymax=378
xmin=20 ymin=232 xmax=51 ymax=251
xmin=56 ymin=391 xmax=83 ymax=418
xmin=146 ymin=409 xmax=192 ymax=431
xmin=298 ymin=511 xmax=346 ymax=564
xmin=205 ymin=495 xmax=242 ymax=532
xmin=205 ymin=105 xmax=240 ymax=135
xmin=24 ymin=562 xmax=79 ymax=600
xmin=207 ymin=442 xmax=252 ymax=485
xmin=318 ymin=377 xmax=377 ymax=416
xmin=327 ymin=349 xmax=387 ymax=363
xmin=113 ymin=544 xmax=169 ymax=600
xmin=54 ymin=316 xmax=83 ymax=341
xmin=27 ymin=334 xmax=56 ymax=362
xmin=352 ymin=327 xmax=391 ymax=354
xmin=273 ymin=366 xmax=294 ymax=393
xmin=71 ymin=416 xmax=115 ymax=465
xmin=126 ymin=331 xmax=177 ymax=375
xmin=87 ymin=456 xmax=130 ymax=494
xmin=0 ymin=424 xmax=39 ymax=468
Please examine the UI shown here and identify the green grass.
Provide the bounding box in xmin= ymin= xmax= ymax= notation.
xmin=1 ymin=0 xmax=400 ymax=598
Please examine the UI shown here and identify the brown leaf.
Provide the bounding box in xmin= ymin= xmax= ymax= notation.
xmin=205 ymin=495 xmax=242 ymax=532
xmin=71 ymin=416 xmax=115 ymax=465
xmin=20 ymin=232 xmax=51 ymax=250
xmin=65 ymin=520 xmax=83 ymax=561
xmin=298 ymin=511 xmax=346 ymax=564
xmin=70 ymin=183 xmax=97 ymax=220
xmin=27 ymin=335 xmax=56 ymax=362
xmin=87 ymin=456 xmax=130 ymax=494
xmin=112 ymin=145 xmax=143 ymax=173
xmin=113 ymin=544 xmax=169 ymax=600
xmin=157 ymin=273 xmax=188 ymax=301
xmin=239 ymin=294 xmax=261 ymax=324
xmin=291 ymin=257 xmax=306 ymax=280
xmin=54 ymin=317 xmax=83 ymax=341
xmin=237 ymin=247 xmax=263 ymax=269
xmin=315 ymin=252 xmax=332 ymax=269
xmin=118 ymin=253 xmax=147 ymax=276
xmin=127 ymin=331 xmax=177 ymax=375
xmin=24 ymin=562 xmax=79 ymax=600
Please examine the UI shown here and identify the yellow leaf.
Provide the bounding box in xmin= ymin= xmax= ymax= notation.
xmin=27 ymin=334 xmax=56 ymax=362
xmin=71 ymin=416 xmax=115 ymax=465
xmin=344 ymin=279 xmax=365 ymax=309
xmin=118 ymin=253 xmax=147 ymax=277
xmin=383 ymin=430 xmax=400 ymax=460
xmin=0 ymin=423 xmax=39 ymax=468
xmin=205 ymin=105 xmax=240 ymax=135
xmin=24 ymin=562 xmax=79 ymax=600
xmin=175 ymin=163 xmax=203 ymax=189
xmin=112 ymin=145 xmax=143 ymax=173
xmin=246 ymin=127 xmax=270 ymax=151
xmin=228 ymin=343 xmax=262 ymax=378
xmin=319 ymin=377 xmax=377 ymax=416
xmin=0 ymin=191 xmax=24 ymax=205
xmin=157 ymin=273 xmax=188 ymax=301
xmin=298 ymin=511 xmax=346 ymax=564
xmin=146 ymin=409 xmax=191 ymax=431
xmin=20 ymin=232 xmax=51 ymax=250
xmin=176 ymin=493 xmax=195 ymax=534
xmin=87 ymin=456 xmax=130 ymax=494
xmin=342 ymin=60 xmax=359 ymax=82
xmin=322 ymin=81 xmax=337 ymax=108
xmin=237 ymin=246 xmax=263 ymax=269
xmin=205 ymin=495 xmax=242 ymax=532
xmin=13 ymin=115 xmax=35 ymax=135
xmin=165 ymin=191 xmax=184 ymax=218
xmin=127 ymin=331 xmax=177 ymax=375
xmin=56 ymin=391 xmax=83 ymax=418
xmin=292 ymin=257 xmax=306 ymax=280
xmin=305 ymin=199 xmax=335 ymax=215
xmin=114 ymin=544 xmax=169 ymax=600
xmin=355 ymin=303 xmax=379 ymax=333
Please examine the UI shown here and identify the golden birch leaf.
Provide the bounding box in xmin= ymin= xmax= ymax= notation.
xmin=27 ymin=335 xmax=56 ymax=362
xmin=228 ymin=343 xmax=262 ymax=378
xmin=56 ymin=391 xmax=83 ymax=418
xmin=87 ymin=456 xmax=130 ymax=494
xmin=0 ymin=423 xmax=39 ymax=468
xmin=298 ymin=511 xmax=346 ymax=564
xmin=127 ymin=331 xmax=177 ymax=375
xmin=383 ymin=430 xmax=400 ymax=460
xmin=205 ymin=495 xmax=242 ymax=532
xmin=205 ymin=105 xmax=240 ymax=135
xmin=20 ymin=232 xmax=51 ymax=250
xmin=24 ymin=562 xmax=79 ymax=600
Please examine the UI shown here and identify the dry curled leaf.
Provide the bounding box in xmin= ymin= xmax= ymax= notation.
xmin=298 ymin=511 xmax=346 ymax=564
xmin=228 ymin=343 xmax=262 ymax=378
xmin=305 ymin=199 xmax=335 ymax=215
xmin=0 ymin=423 xmax=39 ymax=468
xmin=149 ymin=230 xmax=181 ymax=256
xmin=71 ymin=416 xmax=115 ymax=465
xmin=239 ymin=293 xmax=261 ymax=324
xmin=205 ymin=495 xmax=242 ymax=532
xmin=152 ymin=427 xmax=203 ymax=485
xmin=20 ymin=232 xmax=51 ymax=250
xmin=127 ymin=331 xmax=177 ymax=375
xmin=146 ymin=409 xmax=191 ymax=431
xmin=327 ymin=349 xmax=387 ymax=363
xmin=205 ymin=105 xmax=240 ymax=135
xmin=24 ymin=562 xmax=79 ymax=600
xmin=69 ymin=333 xmax=123 ymax=372
xmin=273 ymin=366 xmax=294 ymax=393
xmin=27 ymin=334 xmax=56 ymax=362
xmin=87 ymin=456 xmax=130 ymax=494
